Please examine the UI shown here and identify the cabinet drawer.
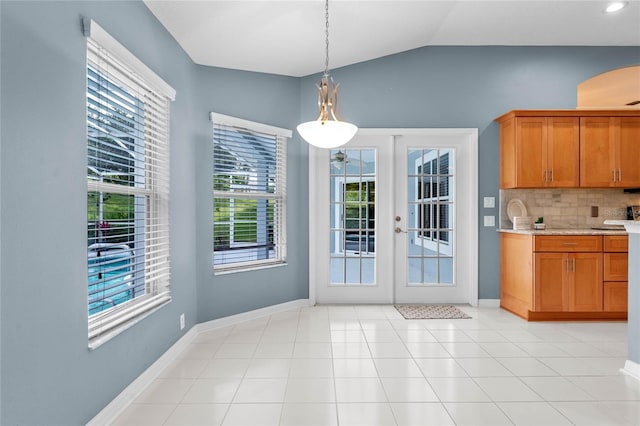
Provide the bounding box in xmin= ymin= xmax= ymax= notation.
xmin=604 ymin=253 xmax=628 ymax=281
xmin=603 ymin=282 xmax=628 ymax=312
xmin=604 ymin=235 xmax=628 ymax=252
xmin=534 ymin=236 xmax=602 ymax=252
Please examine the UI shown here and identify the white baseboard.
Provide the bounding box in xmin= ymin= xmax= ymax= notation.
xmin=478 ymin=299 xmax=500 ymax=308
xmin=86 ymin=326 xmax=199 ymax=426
xmin=621 ymin=359 xmax=640 ymax=381
xmin=86 ymin=298 xmax=310 ymax=425
xmin=196 ymin=299 xmax=310 ymax=333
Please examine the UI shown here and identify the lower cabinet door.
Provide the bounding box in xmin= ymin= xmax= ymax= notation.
xmin=534 ymin=253 xmax=568 ymax=311
xmin=603 ymin=282 xmax=628 ymax=312
xmin=570 ymin=253 xmax=603 ymax=312
xmin=604 ymin=253 xmax=628 ymax=281
xmin=534 ymin=252 xmax=603 ymax=312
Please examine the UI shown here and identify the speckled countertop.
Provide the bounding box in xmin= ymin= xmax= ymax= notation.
xmin=497 ymin=228 xmax=627 ymax=235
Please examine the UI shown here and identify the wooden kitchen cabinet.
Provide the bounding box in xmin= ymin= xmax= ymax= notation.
xmin=603 ymin=235 xmax=628 ymax=312
xmin=534 ymin=253 xmax=603 ymax=312
xmin=604 ymin=283 xmax=628 ymax=312
xmin=500 ymin=233 xmax=626 ymax=320
xmin=604 ymin=235 xmax=629 ymax=252
xmin=499 ymin=116 xmax=579 ymax=188
xmin=496 ymin=110 xmax=640 ymax=189
xmin=533 ymin=237 xmax=602 ymax=313
xmin=580 ymin=117 xmax=640 ymax=187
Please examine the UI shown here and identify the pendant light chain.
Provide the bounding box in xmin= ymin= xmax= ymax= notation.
xmin=324 ymin=0 xmax=330 ymax=78
xmin=296 ymin=0 xmax=357 ymax=149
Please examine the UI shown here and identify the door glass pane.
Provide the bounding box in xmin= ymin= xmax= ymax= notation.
xmin=361 ymin=150 xmax=376 ymax=174
xmin=330 ymin=258 xmax=344 ymax=283
xmin=345 ymin=258 xmax=360 ymax=283
xmin=330 ymin=149 xmax=376 ymax=285
xmin=422 ymin=258 xmax=438 ymax=283
xmin=439 ymin=257 xmax=454 ymax=284
xmin=407 ymin=148 xmax=455 ymax=286
xmin=361 ymin=257 xmax=374 ymax=284
xmin=345 ymin=150 xmax=361 ymax=175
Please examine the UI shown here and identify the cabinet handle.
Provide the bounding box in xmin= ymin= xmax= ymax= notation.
xmin=544 ymin=169 xmax=548 ymax=183
xmin=612 ymin=169 xmax=617 ymax=182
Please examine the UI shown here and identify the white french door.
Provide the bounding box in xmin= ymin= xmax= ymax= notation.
xmin=309 ymin=129 xmax=478 ymax=305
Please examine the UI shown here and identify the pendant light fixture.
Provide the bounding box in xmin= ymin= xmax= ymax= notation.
xmin=330 ymin=149 xmax=348 ymax=169
xmin=297 ymin=0 xmax=358 ymax=149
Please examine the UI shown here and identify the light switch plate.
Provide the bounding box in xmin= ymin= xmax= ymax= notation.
xmin=483 ymin=197 xmax=495 ymax=208
xmin=484 ymin=215 xmax=495 ymax=227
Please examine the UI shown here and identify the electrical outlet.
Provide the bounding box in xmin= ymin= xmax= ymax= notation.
xmin=180 ymin=313 xmax=185 ymax=330
xmin=483 ymin=197 xmax=495 ymax=208
xmin=483 ymin=215 xmax=495 ymax=227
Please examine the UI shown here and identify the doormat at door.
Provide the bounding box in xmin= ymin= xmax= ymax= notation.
xmin=394 ymin=304 xmax=471 ymax=319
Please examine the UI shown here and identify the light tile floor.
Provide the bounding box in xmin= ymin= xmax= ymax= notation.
xmin=112 ymin=305 xmax=640 ymax=425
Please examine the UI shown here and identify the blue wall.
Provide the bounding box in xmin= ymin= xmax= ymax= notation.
xmin=301 ymin=46 xmax=640 ymax=298
xmin=0 ymin=2 xmax=198 ymax=424
xmin=191 ymin=64 xmax=309 ymax=323
xmin=0 ymin=1 xmax=306 ymax=424
xmin=1 ymin=1 xmax=639 ymax=424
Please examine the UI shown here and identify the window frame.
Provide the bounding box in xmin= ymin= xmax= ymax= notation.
xmin=85 ymin=19 xmax=175 ymax=349
xmin=211 ymin=113 xmax=291 ymax=274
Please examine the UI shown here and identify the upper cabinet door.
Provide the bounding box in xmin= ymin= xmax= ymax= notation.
xmin=514 ymin=117 xmax=579 ymax=188
xmin=580 ymin=117 xmax=640 ymax=187
xmin=616 ymin=117 xmax=640 ymax=187
xmin=547 ymin=118 xmax=579 ymax=187
xmin=500 ymin=118 xmax=517 ymax=188
xmin=516 ymin=117 xmax=546 ymax=187
xmin=580 ymin=117 xmax=616 ymax=187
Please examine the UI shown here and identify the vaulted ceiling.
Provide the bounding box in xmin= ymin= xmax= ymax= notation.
xmin=144 ymin=1 xmax=640 ymax=77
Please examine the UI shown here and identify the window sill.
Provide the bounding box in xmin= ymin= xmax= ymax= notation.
xmin=214 ymin=261 xmax=287 ymax=276
xmin=88 ymin=296 xmax=171 ymax=350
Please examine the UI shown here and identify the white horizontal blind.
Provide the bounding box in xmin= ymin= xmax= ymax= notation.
xmin=87 ymin=31 xmax=171 ymax=346
xmin=212 ymin=116 xmax=288 ymax=270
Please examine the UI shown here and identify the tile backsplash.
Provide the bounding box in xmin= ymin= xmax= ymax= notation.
xmin=500 ymin=189 xmax=640 ymax=229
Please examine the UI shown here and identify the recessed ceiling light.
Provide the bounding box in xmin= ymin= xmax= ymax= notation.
xmin=605 ymin=2 xmax=627 ymax=13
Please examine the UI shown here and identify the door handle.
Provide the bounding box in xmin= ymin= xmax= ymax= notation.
xmin=395 ymin=227 xmax=407 ymax=234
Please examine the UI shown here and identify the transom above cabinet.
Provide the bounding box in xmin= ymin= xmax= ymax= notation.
xmin=496 ymin=110 xmax=640 ymax=189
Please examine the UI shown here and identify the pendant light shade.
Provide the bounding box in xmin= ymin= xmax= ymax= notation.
xmin=297 ymin=120 xmax=358 ymax=149
xmin=297 ymin=0 xmax=357 ymax=149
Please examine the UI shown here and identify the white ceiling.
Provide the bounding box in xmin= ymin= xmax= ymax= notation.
xmin=144 ymin=0 xmax=640 ymax=77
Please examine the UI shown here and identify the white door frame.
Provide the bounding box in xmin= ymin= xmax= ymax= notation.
xmin=309 ymin=128 xmax=478 ymax=306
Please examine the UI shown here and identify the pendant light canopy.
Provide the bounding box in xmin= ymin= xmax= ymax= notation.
xmin=297 ymin=0 xmax=357 ymax=149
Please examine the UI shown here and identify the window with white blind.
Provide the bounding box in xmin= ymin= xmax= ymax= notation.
xmin=85 ymin=19 xmax=175 ymax=348
xmin=211 ymin=113 xmax=290 ymax=272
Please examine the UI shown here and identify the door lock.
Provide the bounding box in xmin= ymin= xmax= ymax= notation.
xmin=395 ymin=216 xmax=402 ymax=222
